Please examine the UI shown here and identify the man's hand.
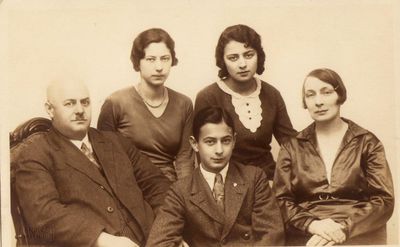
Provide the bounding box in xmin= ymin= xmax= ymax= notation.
xmin=308 ymin=218 xmax=346 ymax=244
xmin=306 ymin=234 xmax=335 ymax=246
xmin=95 ymin=232 xmax=139 ymax=247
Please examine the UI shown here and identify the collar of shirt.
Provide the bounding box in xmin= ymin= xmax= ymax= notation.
xmin=70 ymin=135 xmax=92 ymax=152
xmin=199 ymin=163 xmax=229 ymax=191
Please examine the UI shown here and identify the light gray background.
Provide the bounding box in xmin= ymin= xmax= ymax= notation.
xmin=1 ymin=0 xmax=399 ymax=246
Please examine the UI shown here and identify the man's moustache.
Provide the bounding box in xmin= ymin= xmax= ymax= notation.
xmin=73 ymin=117 xmax=87 ymax=121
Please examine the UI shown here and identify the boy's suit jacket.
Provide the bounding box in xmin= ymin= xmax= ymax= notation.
xmin=15 ymin=127 xmax=170 ymax=247
xmin=146 ymin=162 xmax=285 ymax=247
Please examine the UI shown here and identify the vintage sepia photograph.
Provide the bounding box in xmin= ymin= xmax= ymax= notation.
xmin=1 ymin=0 xmax=399 ymax=246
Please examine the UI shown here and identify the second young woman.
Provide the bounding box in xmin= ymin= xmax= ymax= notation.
xmin=98 ymin=28 xmax=194 ymax=182
xmin=194 ymin=24 xmax=297 ymax=180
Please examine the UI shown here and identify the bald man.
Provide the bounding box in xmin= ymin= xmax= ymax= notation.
xmin=15 ymin=80 xmax=171 ymax=247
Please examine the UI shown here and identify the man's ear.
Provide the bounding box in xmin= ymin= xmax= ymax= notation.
xmin=45 ymin=101 xmax=54 ymax=119
xmin=189 ymin=136 xmax=199 ymax=152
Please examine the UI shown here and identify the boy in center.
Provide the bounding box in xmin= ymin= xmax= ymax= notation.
xmin=146 ymin=106 xmax=284 ymax=246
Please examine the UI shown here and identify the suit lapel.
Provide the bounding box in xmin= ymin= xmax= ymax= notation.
xmin=89 ymin=129 xmax=118 ymax=193
xmin=48 ymin=128 xmax=112 ymax=193
xmin=222 ymin=163 xmax=248 ymax=239
xmin=190 ymin=169 xmax=225 ymax=225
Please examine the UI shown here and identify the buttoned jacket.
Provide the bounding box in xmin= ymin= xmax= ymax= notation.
xmin=15 ymin=128 xmax=170 ymax=247
xmin=146 ymin=162 xmax=285 ymax=247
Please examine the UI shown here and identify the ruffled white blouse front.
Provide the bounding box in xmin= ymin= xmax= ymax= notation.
xmin=217 ymin=78 xmax=262 ymax=133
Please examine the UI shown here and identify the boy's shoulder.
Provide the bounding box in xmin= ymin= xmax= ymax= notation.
xmin=169 ymin=170 xmax=197 ymax=195
xmin=229 ymin=162 xmax=265 ymax=180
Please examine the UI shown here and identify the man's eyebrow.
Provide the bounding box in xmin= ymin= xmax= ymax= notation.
xmin=202 ymin=136 xmax=216 ymax=139
xmin=63 ymin=99 xmax=77 ymax=102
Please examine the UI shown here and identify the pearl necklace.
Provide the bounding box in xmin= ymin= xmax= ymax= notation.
xmin=137 ymin=86 xmax=166 ymax=108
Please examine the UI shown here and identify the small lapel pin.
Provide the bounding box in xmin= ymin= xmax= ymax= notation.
xmin=233 ymin=183 xmax=238 ymax=187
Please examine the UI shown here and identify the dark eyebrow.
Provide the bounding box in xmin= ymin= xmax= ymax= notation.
xmin=320 ymin=87 xmax=334 ymax=91
xmin=221 ymin=135 xmax=233 ymax=140
xmin=63 ymin=99 xmax=77 ymax=103
xmin=202 ymin=136 xmax=217 ymax=140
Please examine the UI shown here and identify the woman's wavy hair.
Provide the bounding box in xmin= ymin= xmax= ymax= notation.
xmin=215 ymin=24 xmax=266 ymax=79
xmin=130 ymin=28 xmax=178 ymax=71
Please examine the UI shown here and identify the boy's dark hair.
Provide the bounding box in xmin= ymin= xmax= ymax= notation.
xmin=192 ymin=106 xmax=235 ymax=140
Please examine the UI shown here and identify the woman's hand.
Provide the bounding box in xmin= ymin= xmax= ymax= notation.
xmin=95 ymin=232 xmax=139 ymax=247
xmin=308 ymin=218 xmax=346 ymax=244
xmin=179 ymin=240 xmax=189 ymax=247
xmin=306 ymin=234 xmax=335 ymax=246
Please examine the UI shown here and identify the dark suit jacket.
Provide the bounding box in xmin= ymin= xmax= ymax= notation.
xmin=15 ymin=127 xmax=171 ymax=247
xmin=146 ymin=162 xmax=285 ymax=247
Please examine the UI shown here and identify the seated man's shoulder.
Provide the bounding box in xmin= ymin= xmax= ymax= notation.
xmin=92 ymin=128 xmax=126 ymax=144
xmin=13 ymin=132 xmax=50 ymax=158
xmin=11 ymin=132 xmax=53 ymax=172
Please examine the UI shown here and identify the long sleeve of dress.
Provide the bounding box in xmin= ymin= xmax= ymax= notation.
xmin=273 ymin=144 xmax=319 ymax=233
xmin=97 ymin=98 xmax=118 ymax=131
xmin=174 ymin=101 xmax=195 ymax=179
xmin=116 ymin=134 xmax=172 ymax=210
xmin=272 ymin=91 xmax=297 ymax=143
xmin=343 ymin=135 xmax=394 ymax=239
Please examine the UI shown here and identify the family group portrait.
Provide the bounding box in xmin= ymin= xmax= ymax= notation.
xmin=1 ymin=0 xmax=399 ymax=246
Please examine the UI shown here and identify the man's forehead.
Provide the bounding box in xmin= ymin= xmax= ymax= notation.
xmin=47 ymin=79 xmax=89 ymax=102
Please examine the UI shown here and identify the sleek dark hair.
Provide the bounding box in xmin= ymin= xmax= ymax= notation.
xmin=302 ymin=68 xmax=347 ymax=108
xmin=215 ymin=24 xmax=266 ymax=79
xmin=192 ymin=106 xmax=235 ymax=140
xmin=130 ymin=28 xmax=178 ymax=71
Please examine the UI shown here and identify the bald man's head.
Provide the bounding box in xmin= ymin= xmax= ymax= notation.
xmin=45 ymin=79 xmax=92 ymax=140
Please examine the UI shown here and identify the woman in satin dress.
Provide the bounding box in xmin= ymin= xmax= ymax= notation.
xmin=273 ymin=68 xmax=394 ymax=246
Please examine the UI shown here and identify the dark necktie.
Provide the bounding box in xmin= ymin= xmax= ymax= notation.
xmin=213 ymin=173 xmax=225 ymax=212
xmin=81 ymin=142 xmax=101 ymax=169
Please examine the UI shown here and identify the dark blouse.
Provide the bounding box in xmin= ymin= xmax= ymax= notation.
xmin=194 ymin=80 xmax=297 ymax=179
xmin=273 ymin=119 xmax=394 ymax=245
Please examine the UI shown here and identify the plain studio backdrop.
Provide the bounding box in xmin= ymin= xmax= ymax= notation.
xmin=1 ymin=0 xmax=399 ymax=246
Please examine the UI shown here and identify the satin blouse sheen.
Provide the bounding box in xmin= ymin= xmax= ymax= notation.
xmin=273 ymin=119 xmax=394 ymax=245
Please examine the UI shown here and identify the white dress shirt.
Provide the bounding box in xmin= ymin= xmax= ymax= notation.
xmin=199 ymin=163 xmax=229 ymax=191
xmin=70 ymin=135 xmax=92 ymax=152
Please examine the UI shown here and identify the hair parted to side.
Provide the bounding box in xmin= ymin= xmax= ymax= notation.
xmin=215 ymin=24 xmax=266 ymax=79
xmin=302 ymin=68 xmax=347 ymax=109
xmin=130 ymin=28 xmax=178 ymax=71
xmin=192 ymin=106 xmax=235 ymax=141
